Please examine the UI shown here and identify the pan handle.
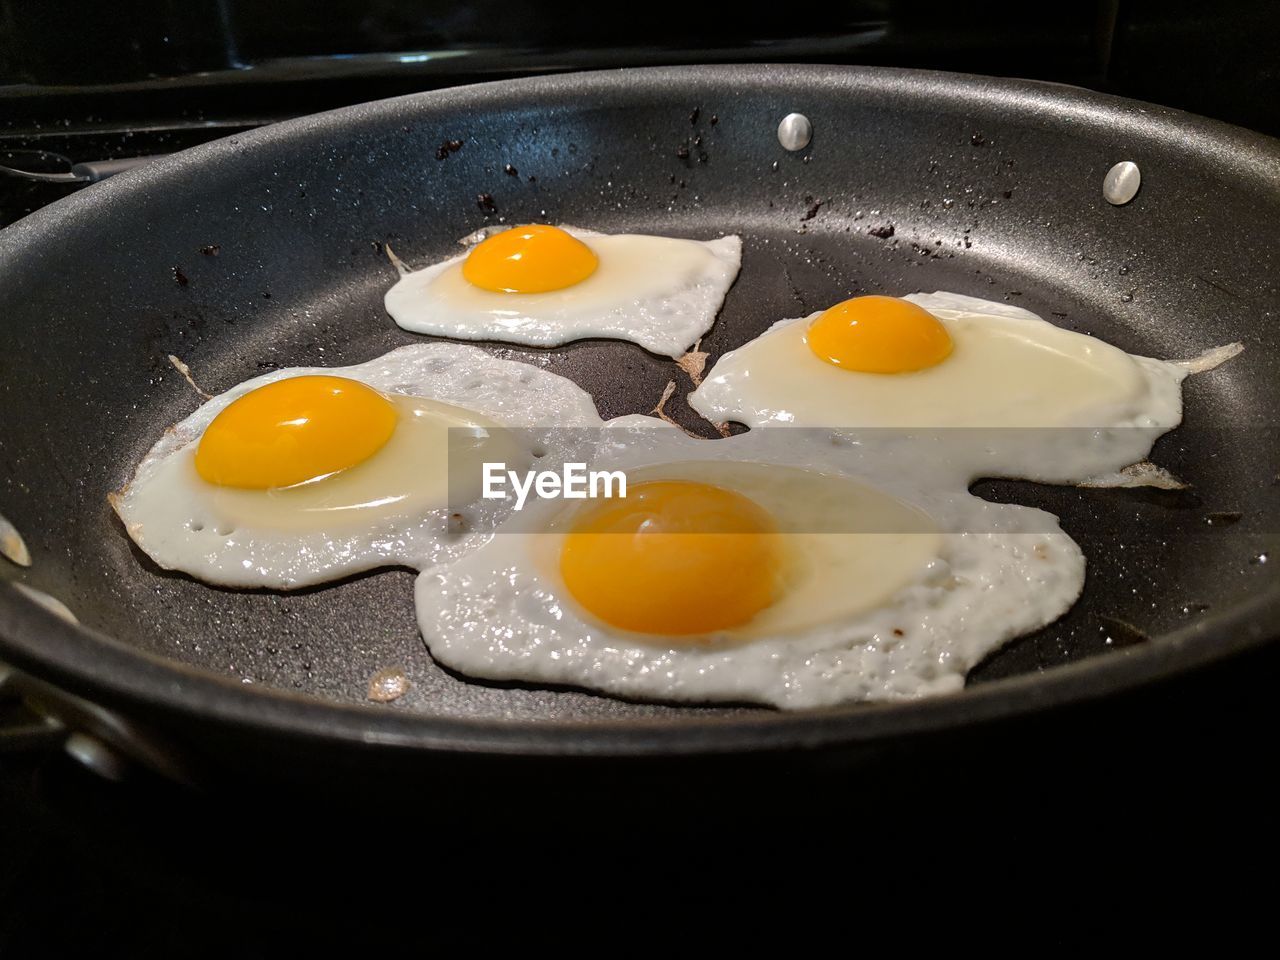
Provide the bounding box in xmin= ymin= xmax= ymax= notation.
xmin=0 ymin=663 xmax=67 ymax=752
xmin=0 ymin=661 xmax=198 ymax=784
xmin=69 ymin=156 xmax=159 ymax=183
xmin=0 ymin=154 xmax=160 ymax=185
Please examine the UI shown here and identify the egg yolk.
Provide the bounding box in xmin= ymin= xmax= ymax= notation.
xmin=806 ymin=295 xmax=953 ymax=373
xmin=461 ymin=224 xmax=599 ymax=293
xmin=194 ymin=376 xmax=398 ymax=489
xmin=559 ymin=480 xmax=782 ymax=637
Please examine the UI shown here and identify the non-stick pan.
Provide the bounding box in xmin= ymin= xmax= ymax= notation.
xmin=1 ymin=65 xmax=1277 ymax=784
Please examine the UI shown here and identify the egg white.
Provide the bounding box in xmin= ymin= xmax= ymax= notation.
xmin=413 ymin=422 xmax=1085 ymax=709
xmin=689 ymin=291 xmax=1241 ymax=484
xmin=384 ymin=227 xmax=742 ymax=358
xmin=111 ymin=344 xmax=602 ymax=589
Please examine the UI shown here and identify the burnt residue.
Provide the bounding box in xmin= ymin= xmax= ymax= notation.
xmin=909 ymin=240 xmax=947 ymax=261
xmin=476 ymin=193 xmax=497 ymax=215
xmin=198 ymin=244 xmax=220 ymax=257
xmin=781 ymin=265 xmax=808 ymax=312
xmin=971 ymin=132 xmax=988 ymax=147
xmin=868 ymin=223 xmax=895 ymax=239
xmin=675 ymin=143 xmax=690 ymax=160
xmin=1128 ymin=487 xmax=1205 ymax=510
xmin=435 ymin=139 xmax=464 ymax=160
xmin=172 ymin=266 xmax=189 ymax=287
xmin=1196 ymin=273 xmax=1243 ymax=300
xmin=1204 ymin=511 xmax=1244 ymax=528
xmin=503 ymin=163 xmax=518 ymax=177
xmin=1100 ymin=616 xmax=1150 ymax=648
xmin=801 ymin=197 xmax=823 ymax=222
xmin=709 ymin=114 xmax=719 ymax=125
xmin=689 ymin=107 xmax=700 ymax=125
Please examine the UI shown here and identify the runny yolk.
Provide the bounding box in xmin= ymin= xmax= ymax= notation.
xmin=806 ymin=295 xmax=953 ymax=373
xmin=194 ymin=375 xmax=398 ymax=489
xmin=461 ymin=224 xmax=599 ymax=293
xmin=559 ymin=480 xmax=782 ymax=637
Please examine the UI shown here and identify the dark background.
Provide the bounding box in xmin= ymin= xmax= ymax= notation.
xmin=1 ymin=0 xmax=1277 ymax=136
xmin=1 ymin=0 xmax=1276 ymax=947
xmin=2 ymin=0 xmax=1279 ymax=227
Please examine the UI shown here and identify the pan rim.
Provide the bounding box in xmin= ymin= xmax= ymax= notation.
xmin=3 ymin=579 xmax=1276 ymax=755
xmin=2 ymin=63 xmax=1278 ymax=756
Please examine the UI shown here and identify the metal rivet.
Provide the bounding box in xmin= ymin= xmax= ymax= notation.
xmin=65 ymin=732 xmax=130 ymax=781
xmin=1103 ymin=161 xmax=1141 ymax=205
xmin=777 ymin=113 xmax=812 ymax=152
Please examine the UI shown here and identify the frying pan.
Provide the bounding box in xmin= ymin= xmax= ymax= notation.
xmin=1 ymin=65 xmax=1278 ymax=786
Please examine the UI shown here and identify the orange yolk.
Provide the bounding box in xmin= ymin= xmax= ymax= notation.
xmin=461 ymin=224 xmax=599 ymax=294
xmin=806 ymin=295 xmax=953 ymax=373
xmin=194 ymin=376 xmax=398 ymax=489
xmin=559 ymin=480 xmax=782 ymax=637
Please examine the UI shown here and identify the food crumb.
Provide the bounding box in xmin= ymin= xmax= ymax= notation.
xmin=651 ymin=379 xmax=678 ymax=424
xmin=868 ymin=223 xmax=895 ymax=239
xmin=172 ymin=266 xmax=189 ymax=286
xmin=504 ymin=163 xmax=518 ymax=176
xmin=676 ymin=340 xmax=709 ymax=386
xmin=0 ymin=511 xmax=32 ymax=567
xmin=436 ymin=139 xmax=464 ymax=160
xmin=1204 ymin=511 xmax=1243 ymax=528
xmin=1099 ymin=617 xmax=1149 ymax=648
xmin=801 ymin=199 xmax=823 ymax=222
xmin=368 ymin=667 xmax=411 ymax=703
xmin=476 ymin=193 xmax=497 ymax=215
xmin=199 ymin=244 xmax=220 ymax=257
xmin=168 ymin=354 xmax=213 ymax=400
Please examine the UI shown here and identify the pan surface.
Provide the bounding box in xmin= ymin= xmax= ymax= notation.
xmin=1 ymin=65 xmax=1278 ymax=757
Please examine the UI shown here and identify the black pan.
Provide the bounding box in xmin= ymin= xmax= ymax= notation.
xmin=1 ymin=65 xmax=1278 ymax=784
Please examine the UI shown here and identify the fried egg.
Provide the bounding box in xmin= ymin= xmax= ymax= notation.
xmin=689 ymin=291 xmax=1241 ymax=483
xmin=413 ymin=423 xmax=1085 ymax=708
xmin=111 ymin=344 xmax=601 ymax=589
xmin=384 ymin=225 xmax=742 ymax=357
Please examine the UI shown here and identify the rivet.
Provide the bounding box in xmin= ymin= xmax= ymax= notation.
xmin=1103 ymin=161 xmax=1141 ymax=205
xmin=777 ymin=113 xmax=812 ymax=152
xmin=65 ymin=732 xmax=130 ymax=781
